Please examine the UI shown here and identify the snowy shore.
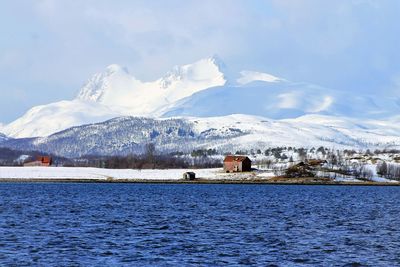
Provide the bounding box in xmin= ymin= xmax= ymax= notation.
xmin=0 ymin=167 xmax=399 ymax=185
xmin=0 ymin=167 xmax=267 ymax=181
xmin=0 ymin=167 xmax=220 ymax=180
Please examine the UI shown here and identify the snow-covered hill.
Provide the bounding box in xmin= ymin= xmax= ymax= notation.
xmin=3 ymin=56 xmax=400 ymax=139
xmin=160 ymin=80 xmax=400 ymax=119
xmin=3 ymin=114 xmax=400 ymax=158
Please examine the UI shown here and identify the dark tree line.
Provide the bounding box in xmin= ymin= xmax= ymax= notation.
xmin=71 ymin=144 xmax=222 ymax=169
xmin=73 ymin=154 xmax=221 ymax=169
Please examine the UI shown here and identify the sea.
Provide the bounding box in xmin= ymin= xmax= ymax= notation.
xmin=1 ymin=183 xmax=400 ymax=266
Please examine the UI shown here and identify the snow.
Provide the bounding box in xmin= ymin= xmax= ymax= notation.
xmin=4 ymin=57 xmax=226 ymax=138
xmin=161 ymin=78 xmax=400 ymax=120
xmin=2 ymin=100 xmax=122 ymax=138
xmin=0 ymin=166 xmax=397 ymax=183
xmin=255 ymin=172 xmax=275 ymax=178
xmin=4 ymin=113 xmax=400 ymax=158
xmin=5 ymin=56 xmax=400 ymax=140
xmin=190 ymin=114 xmax=400 ymax=151
xmin=0 ymin=167 xmax=276 ymax=181
xmin=16 ymin=155 xmax=30 ymax=163
xmin=333 ymin=177 xmax=364 ymax=182
xmin=0 ymin=167 xmax=219 ymax=180
xmin=363 ymin=164 xmax=399 ymax=183
xmin=370 ymin=176 xmax=398 ymax=183
xmin=6 ymin=113 xmax=400 ymax=158
xmin=332 ymin=175 xmax=399 ymax=183
xmin=77 ymin=57 xmax=226 ymax=116
xmin=237 ymin=70 xmax=283 ymax=84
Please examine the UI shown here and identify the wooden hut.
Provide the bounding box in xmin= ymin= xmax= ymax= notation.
xmin=223 ymin=155 xmax=252 ymax=173
xmin=183 ymin=172 xmax=196 ymax=180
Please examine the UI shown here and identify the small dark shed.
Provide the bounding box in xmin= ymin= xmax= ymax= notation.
xmin=223 ymin=155 xmax=252 ymax=173
xmin=183 ymin=172 xmax=196 ymax=180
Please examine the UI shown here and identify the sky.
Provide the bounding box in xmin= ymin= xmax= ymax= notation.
xmin=1 ymin=0 xmax=400 ymax=123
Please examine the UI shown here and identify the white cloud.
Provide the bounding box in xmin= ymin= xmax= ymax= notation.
xmin=307 ymin=96 xmax=334 ymax=113
xmin=277 ymin=92 xmax=299 ymax=109
xmin=237 ymin=71 xmax=283 ymax=84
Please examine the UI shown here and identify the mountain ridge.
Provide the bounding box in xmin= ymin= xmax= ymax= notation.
xmin=2 ymin=114 xmax=400 ymax=158
xmin=2 ymin=56 xmax=400 ymax=139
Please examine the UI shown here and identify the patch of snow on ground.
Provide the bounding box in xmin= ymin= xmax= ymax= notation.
xmin=0 ymin=167 xmax=222 ymax=180
xmin=370 ymin=176 xmax=399 ymax=183
xmin=333 ymin=176 xmax=364 ymax=183
xmin=0 ymin=167 xmax=279 ymax=181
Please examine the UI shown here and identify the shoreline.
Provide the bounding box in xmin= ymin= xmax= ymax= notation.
xmin=0 ymin=178 xmax=399 ymax=186
xmin=0 ymin=166 xmax=398 ymax=186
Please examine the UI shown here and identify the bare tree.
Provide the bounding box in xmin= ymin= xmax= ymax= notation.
xmin=145 ymin=143 xmax=156 ymax=164
xmin=377 ymin=161 xmax=388 ymax=177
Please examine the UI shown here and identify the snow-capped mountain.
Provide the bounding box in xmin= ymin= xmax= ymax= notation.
xmin=2 ymin=114 xmax=400 ymax=158
xmin=3 ymin=56 xmax=400 ymax=139
xmin=77 ymin=57 xmax=226 ymax=115
xmin=2 ymin=57 xmax=226 ymax=138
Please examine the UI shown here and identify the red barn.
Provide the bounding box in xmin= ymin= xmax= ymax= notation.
xmin=24 ymin=156 xmax=52 ymax=167
xmin=223 ymin=155 xmax=252 ymax=173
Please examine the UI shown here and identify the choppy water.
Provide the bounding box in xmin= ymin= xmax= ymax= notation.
xmin=1 ymin=184 xmax=400 ymax=266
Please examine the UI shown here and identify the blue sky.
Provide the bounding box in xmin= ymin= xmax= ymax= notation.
xmin=1 ymin=0 xmax=400 ymax=123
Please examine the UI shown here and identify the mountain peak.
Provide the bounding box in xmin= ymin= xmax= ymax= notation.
xmin=183 ymin=56 xmax=226 ymax=76
xmin=105 ymin=64 xmax=128 ymax=74
xmin=77 ymin=64 xmax=131 ymax=102
xmin=158 ymin=57 xmax=227 ymax=89
xmin=207 ymin=54 xmax=225 ymax=68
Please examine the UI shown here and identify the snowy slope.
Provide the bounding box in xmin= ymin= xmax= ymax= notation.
xmin=161 ymin=80 xmax=400 ymax=119
xmin=190 ymin=114 xmax=400 ymax=150
xmin=3 ymin=114 xmax=400 ymax=158
xmin=2 ymin=100 xmax=122 ymax=138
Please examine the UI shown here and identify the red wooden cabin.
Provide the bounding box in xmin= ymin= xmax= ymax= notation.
xmin=24 ymin=156 xmax=52 ymax=167
xmin=223 ymin=155 xmax=252 ymax=173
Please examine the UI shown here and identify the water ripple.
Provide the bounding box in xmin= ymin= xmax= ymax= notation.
xmin=0 ymin=184 xmax=400 ymax=266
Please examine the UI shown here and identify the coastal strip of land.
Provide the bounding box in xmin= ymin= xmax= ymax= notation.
xmin=0 ymin=166 xmax=399 ymax=185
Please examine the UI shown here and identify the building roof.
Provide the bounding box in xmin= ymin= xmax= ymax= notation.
xmin=223 ymin=155 xmax=251 ymax=162
xmin=37 ymin=156 xmax=51 ymax=164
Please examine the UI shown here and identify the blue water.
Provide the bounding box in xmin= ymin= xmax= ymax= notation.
xmin=1 ymin=184 xmax=400 ymax=266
